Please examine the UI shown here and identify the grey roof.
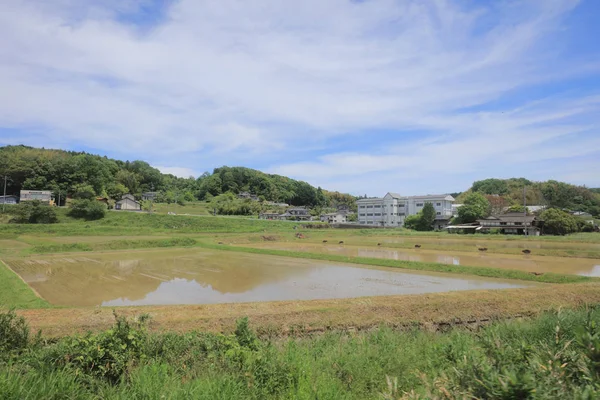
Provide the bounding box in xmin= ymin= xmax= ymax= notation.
xmin=387 ymin=192 xmax=404 ymax=199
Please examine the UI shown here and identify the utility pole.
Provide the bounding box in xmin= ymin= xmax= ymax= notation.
xmin=2 ymin=175 xmax=6 ymax=213
xmin=523 ymin=185 xmax=527 ymax=236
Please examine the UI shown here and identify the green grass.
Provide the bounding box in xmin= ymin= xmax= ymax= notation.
xmin=150 ymin=201 xmax=212 ymax=216
xmin=199 ymin=242 xmax=595 ymax=284
xmin=0 ymin=260 xmax=49 ymax=309
xmin=2 ymin=308 xmax=600 ymax=398
xmin=0 ymin=210 xmax=302 ymax=237
xmin=28 ymin=237 xmax=197 ymax=254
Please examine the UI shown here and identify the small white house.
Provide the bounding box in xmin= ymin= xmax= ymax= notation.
xmin=320 ymin=212 xmax=348 ymax=224
xmin=115 ymin=194 xmax=142 ymax=211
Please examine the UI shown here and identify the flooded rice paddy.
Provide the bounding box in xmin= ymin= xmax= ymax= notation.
xmin=5 ymin=249 xmax=531 ymax=307
xmin=243 ymin=243 xmax=600 ymax=276
xmin=374 ymin=237 xmax=600 ymax=251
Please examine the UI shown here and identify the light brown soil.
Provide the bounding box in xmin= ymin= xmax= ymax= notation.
xmin=17 ymin=282 xmax=600 ymax=337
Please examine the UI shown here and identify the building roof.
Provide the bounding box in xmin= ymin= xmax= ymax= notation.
xmin=408 ymin=194 xmax=455 ymax=201
xmin=479 ymin=212 xmax=536 ymax=223
xmin=356 ymin=198 xmax=383 ymax=202
xmin=386 ymin=192 xmax=404 ymax=199
xmin=0 ymin=195 xmax=18 ymax=198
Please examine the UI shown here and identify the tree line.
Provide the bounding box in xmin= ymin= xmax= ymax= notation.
xmin=0 ymin=146 xmax=356 ymax=209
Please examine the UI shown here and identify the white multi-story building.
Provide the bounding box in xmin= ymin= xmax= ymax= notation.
xmin=356 ymin=193 xmax=455 ymax=228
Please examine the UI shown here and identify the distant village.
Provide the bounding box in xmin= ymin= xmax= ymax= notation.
xmin=1 ymin=189 xmax=597 ymax=236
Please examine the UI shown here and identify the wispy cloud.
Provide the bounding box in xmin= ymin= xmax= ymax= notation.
xmin=0 ymin=0 xmax=599 ymax=193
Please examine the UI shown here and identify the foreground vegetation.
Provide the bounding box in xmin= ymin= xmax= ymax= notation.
xmin=2 ymin=308 xmax=600 ymax=399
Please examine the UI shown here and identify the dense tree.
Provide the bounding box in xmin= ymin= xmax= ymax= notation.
xmin=68 ymin=199 xmax=107 ymax=221
xmin=472 ymin=179 xmax=509 ymax=195
xmin=0 ymin=146 xmax=353 ymax=210
xmin=457 ymin=193 xmax=490 ymax=223
xmin=12 ymin=201 xmax=58 ymax=224
xmin=403 ymin=214 xmax=421 ymax=230
xmin=458 ymin=178 xmax=600 ymax=217
xmin=540 ymin=208 xmax=580 ymax=235
xmin=418 ymin=202 xmax=436 ymax=231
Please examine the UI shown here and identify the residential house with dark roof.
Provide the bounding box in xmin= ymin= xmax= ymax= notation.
xmin=477 ymin=212 xmax=540 ymax=235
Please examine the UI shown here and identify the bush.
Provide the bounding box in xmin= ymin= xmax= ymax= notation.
xmin=0 ymin=309 xmax=30 ymax=356
xmin=11 ymin=201 xmax=58 ymax=224
xmin=68 ymin=199 xmax=106 ymax=221
xmin=541 ymin=208 xmax=580 ymax=235
xmin=55 ymin=312 xmax=150 ymax=383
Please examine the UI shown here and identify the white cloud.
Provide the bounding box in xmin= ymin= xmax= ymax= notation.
xmin=0 ymin=0 xmax=599 ymax=193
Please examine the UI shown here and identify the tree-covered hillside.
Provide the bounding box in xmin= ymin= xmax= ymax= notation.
xmin=457 ymin=178 xmax=600 ymax=217
xmin=0 ymin=146 xmax=355 ymax=208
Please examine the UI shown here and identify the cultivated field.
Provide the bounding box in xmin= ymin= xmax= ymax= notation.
xmin=2 ymin=211 xmax=600 ymax=397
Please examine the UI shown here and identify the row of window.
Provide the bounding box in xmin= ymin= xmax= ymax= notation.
xmin=416 ymin=202 xmax=443 ymax=207
xmin=360 ymin=202 xmax=445 ymax=209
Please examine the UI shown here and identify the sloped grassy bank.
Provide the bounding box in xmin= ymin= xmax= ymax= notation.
xmin=2 ymin=308 xmax=600 ymax=399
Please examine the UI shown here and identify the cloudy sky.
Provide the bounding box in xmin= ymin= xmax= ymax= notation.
xmin=1 ymin=0 xmax=599 ymax=196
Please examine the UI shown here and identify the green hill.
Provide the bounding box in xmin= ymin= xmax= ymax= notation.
xmin=0 ymin=145 xmax=355 ymax=208
xmin=457 ymin=178 xmax=600 ymax=217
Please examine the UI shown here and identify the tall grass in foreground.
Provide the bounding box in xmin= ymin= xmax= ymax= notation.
xmin=1 ymin=308 xmax=600 ymax=399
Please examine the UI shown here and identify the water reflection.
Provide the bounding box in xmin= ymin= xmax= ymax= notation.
xmin=245 ymin=243 xmax=600 ymax=276
xmin=7 ymin=249 xmax=530 ymax=307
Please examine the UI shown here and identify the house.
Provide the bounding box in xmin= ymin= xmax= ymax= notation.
xmin=279 ymin=207 xmax=313 ymax=221
xmin=0 ymin=195 xmax=19 ymax=204
xmin=357 ymin=193 xmax=455 ymax=227
xmin=20 ymin=190 xmax=53 ymax=205
xmin=141 ymin=192 xmax=159 ymax=201
xmin=96 ymin=197 xmax=109 ymax=206
xmin=259 ymin=212 xmax=281 ymax=220
xmin=320 ymin=212 xmax=348 ymax=224
xmin=115 ymin=194 xmax=142 ymax=211
xmin=238 ymin=192 xmax=259 ymax=201
xmin=477 ymin=212 xmax=540 ymax=236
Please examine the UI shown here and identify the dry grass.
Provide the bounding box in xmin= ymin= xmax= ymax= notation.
xmin=16 ymin=282 xmax=600 ymax=337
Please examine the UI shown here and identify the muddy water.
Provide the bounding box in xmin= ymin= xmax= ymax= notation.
xmin=375 ymin=237 xmax=600 ymax=251
xmin=5 ymin=249 xmax=530 ymax=307
xmin=245 ymin=243 xmax=600 ymax=276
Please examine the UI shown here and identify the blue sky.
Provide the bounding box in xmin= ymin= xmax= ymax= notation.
xmin=1 ymin=0 xmax=599 ymax=196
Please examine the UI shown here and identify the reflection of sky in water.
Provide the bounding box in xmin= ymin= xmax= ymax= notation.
xmin=579 ymin=265 xmax=600 ymax=277
xmin=102 ymin=265 xmax=530 ymax=307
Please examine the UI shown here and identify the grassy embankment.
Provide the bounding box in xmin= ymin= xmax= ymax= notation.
xmin=2 ymin=307 xmax=600 ymax=399
xmin=0 ymin=260 xmax=48 ymax=309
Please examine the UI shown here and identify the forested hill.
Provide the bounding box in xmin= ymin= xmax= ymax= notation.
xmin=456 ymin=178 xmax=600 ymax=216
xmin=0 ymin=145 xmax=355 ymax=207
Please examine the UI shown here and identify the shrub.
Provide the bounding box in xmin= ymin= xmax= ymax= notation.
xmin=0 ymin=309 xmax=30 ymax=356
xmin=56 ymin=312 xmax=150 ymax=383
xmin=68 ymin=199 xmax=106 ymax=221
xmin=541 ymin=208 xmax=580 ymax=235
xmin=11 ymin=201 xmax=58 ymax=224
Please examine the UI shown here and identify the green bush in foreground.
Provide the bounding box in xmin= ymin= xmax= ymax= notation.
xmin=1 ymin=308 xmax=600 ymax=399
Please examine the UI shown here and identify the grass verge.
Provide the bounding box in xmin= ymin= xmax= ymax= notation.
xmin=0 ymin=260 xmax=49 ymax=309
xmin=3 ymin=307 xmax=600 ymax=398
xmin=199 ymin=242 xmax=595 ymax=284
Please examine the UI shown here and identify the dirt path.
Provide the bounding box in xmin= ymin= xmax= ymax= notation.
xmin=16 ymin=283 xmax=600 ymax=337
